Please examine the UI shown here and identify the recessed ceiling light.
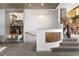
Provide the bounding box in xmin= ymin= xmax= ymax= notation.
xmin=29 ymin=4 xmax=32 ymax=7
xmin=41 ymin=3 xmax=44 ymax=6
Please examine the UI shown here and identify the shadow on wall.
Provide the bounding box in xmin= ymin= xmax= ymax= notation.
xmin=24 ymin=32 xmax=36 ymax=43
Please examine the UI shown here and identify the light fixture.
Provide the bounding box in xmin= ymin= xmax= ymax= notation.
xmin=41 ymin=3 xmax=44 ymax=6
xmin=29 ymin=3 xmax=32 ymax=7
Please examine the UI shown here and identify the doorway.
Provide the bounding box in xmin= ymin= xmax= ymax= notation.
xmin=5 ymin=9 xmax=24 ymax=43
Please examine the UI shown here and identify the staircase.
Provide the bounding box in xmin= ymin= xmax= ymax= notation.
xmin=51 ymin=38 xmax=79 ymax=51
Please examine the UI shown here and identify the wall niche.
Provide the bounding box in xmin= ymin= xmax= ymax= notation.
xmin=45 ymin=32 xmax=60 ymax=42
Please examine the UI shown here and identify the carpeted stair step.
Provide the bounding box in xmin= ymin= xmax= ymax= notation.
xmin=63 ymin=38 xmax=78 ymax=42
xmin=60 ymin=42 xmax=79 ymax=46
xmin=51 ymin=46 xmax=79 ymax=51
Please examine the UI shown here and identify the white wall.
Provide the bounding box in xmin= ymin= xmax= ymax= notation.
xmin=24 ymin=9 xmax=59 ymax=31
xmin=5 ymin=10 xmax=10 ymax=39
xmin=0 ymin=9 xmax=5 ymax=42
xmin=25 ymin=32 xmax=36 ymax=42
xmin=24 ymin=9 xmax=59 ymax=43
xmin=37 ymin=29 xmax=63 ymax=51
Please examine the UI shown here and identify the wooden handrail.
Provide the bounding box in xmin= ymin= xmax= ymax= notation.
xmin=25 ymin=32 xmax=37 ymax=36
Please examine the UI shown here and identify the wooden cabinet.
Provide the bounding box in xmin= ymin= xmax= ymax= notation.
xmin=46 ymin=32 xmax=60 ymax=42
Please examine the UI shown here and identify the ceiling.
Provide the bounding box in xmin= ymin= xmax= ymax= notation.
xmin=0 ymin=3 xmax=59 ymax=9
